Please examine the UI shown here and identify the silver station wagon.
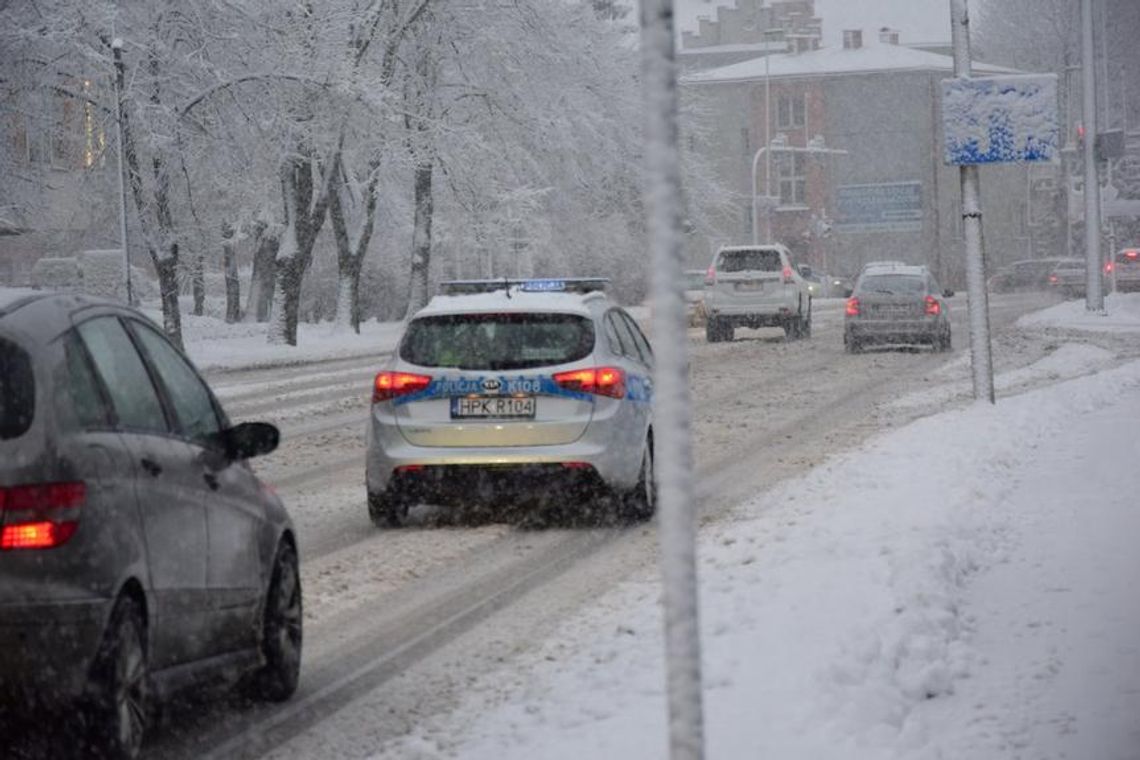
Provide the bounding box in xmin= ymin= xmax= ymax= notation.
xmin=365 ymin=279 xmax=655 ymax=527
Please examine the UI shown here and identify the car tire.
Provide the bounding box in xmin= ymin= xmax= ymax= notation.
xmin=620 ymin=441 xmax=655 ymax=523
xmin=368 ymin=489 xmax=407 ymax=528
xmin=802 ymin=299 xmax=812 ymax=339
xmin=87 ymin=597 xmax=148 ymax=760
xmin=721 ymin=320 xmax=734 ymax=342
xmin=844 ymin=333 xmax=862 ymax=354
xmin=245 ymin=542 xmax=302 ymax=703
xmin=705 ymin=318 xmax=720 ymax=343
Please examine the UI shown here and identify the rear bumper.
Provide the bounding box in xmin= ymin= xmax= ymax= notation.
xmin=380 ymin=463 xmax=609 ymax=506
xmin=0 ymin=598 xmax=110 ymax=707
xmin=846 ymin=318 xmax=942 ymax=343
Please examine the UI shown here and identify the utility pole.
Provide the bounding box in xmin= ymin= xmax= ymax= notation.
xmin=1081 ymin=0 xmax=1105 ymax=312
xmin=112 ymin=38 xmax=133 ymax=306
xmin=639 ymin=1 xmax=704 ymax=758
xmin=950 ymin=0 xmax=995 ymax=403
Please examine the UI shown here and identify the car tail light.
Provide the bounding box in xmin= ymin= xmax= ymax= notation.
xmin=373 ymin=371 xmax=432 ymax=402
xmin=1048 ymin=274 xmax=1059 ymax=284
xmin=0 ymin=481 xmax=85 ymax=551
xmin=845 ymin=297 xmax=861 ymax=317
xmin=1125 ymin=250 xmax=1138 ymax=260
xmin=925 ymin=296 xmax=941 ymax=316
xmin=553 ymin=367 xmax=626 ymax=399
xmin=704 ymin=265 xmax=716 ymax=287
xmin=1105 ymin=261 xmax=1114 ymax=274
xmin=782 ymin=266 xmax=794 ymax=284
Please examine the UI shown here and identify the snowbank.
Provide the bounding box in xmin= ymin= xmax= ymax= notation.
xmin=1018 ymin=291 xmax=1140 ymax=333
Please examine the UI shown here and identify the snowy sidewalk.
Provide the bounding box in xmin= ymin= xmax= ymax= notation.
xmin=378 ymin=358 xmax=1140 ymax=760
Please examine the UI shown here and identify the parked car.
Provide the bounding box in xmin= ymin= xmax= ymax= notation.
xmin=844 ymin=264 xmax=953 ymax=353
xmin=365 ymin=278 xmax=655 ymax=527
xmin=1047 ymin=258 xmax=1088 ymax=298
xmin=702 ymin=244 xmax=812 ymax=342
xmin=0 ymin=291 xmax=300 ymax=759
xmin=683 ymin=269 xmax=707 ymax=326
xmin=988 ymin=257 xmax=1074 ymax=293
xmin=1108 ymin=247 xmax=1140 ymax=293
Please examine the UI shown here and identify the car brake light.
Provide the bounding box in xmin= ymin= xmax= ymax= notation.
xmin=782 ymin=266 xmax=794 ymax=284
xmin=553 ymin=367 xmax=626 ymax=399
xmin=1048 ymin=274 xmax=1059 ymax=284
xmin=1126 ymin=250 xmax=1138 ymax=259
xmin=373 ymin=371 xmax=432 ymax=402
xmin=704 ymin=265 xmax=716 ymax=287
xmin=0 ymin=481 xmax=85 ymax=551
xmin=845 ymin=297 xmax=860 ymax=316
xmin=925 ymin=296 xmax=941 ymax=316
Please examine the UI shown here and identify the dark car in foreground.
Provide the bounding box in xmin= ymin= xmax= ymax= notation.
xmin=844 ymin=265 xmax=952 ymax=353
xmin=0 ymin=291 xmax=300 ymax=759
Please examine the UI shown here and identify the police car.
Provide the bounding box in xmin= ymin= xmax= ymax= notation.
xmin=365 ymin=278 xmax=655 ymax=526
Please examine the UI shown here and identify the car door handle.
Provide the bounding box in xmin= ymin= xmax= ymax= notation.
xmin=203 ymin=473 xmax=220 ymax=491
xmin=140 ymin=458 xmax=163 ymax=477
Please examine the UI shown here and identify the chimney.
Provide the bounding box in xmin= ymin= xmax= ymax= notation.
xmin=879 ymin=27 xmax=900 ymax=45
xmin=842 ymin=29 xmax=863 ymax=50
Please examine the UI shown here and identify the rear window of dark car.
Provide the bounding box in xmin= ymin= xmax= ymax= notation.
xmin=857 ymin=274 xmax=927 ymax=295
xmin=0 ymin=336 xmax=35 ymax=440
xmin=400 ymin=313 xmax=595 ymax=370
xmin=716 ymin=249 xmax=782 ymax=272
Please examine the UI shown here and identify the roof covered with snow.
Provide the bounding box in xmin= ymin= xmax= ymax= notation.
xmin=683 ymin=44 xmax=1022 ymax=85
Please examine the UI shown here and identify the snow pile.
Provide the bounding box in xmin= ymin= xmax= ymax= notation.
xmin=1017 ymin=291 xmax=1140 ymax=333
xmin=167 ymin=310 xmax=405 ymax=372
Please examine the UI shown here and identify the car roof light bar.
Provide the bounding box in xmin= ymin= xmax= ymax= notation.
xmin=438 ymin=278 xmax=610 ymax=296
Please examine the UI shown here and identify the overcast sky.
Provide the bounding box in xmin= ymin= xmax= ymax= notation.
xmin=677 ymin=0 xmax=952 ymax=47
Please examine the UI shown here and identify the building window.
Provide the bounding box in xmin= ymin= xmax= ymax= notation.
xmin=777 ymin=152 xmax=806 ymax=206
xmin=777 ymin=93 xmax=805 ymax=129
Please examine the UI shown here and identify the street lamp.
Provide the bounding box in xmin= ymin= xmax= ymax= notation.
xmin=751 ymin=135 xmax=846 ymax=245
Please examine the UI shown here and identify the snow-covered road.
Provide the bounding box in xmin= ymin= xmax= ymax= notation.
xmin=124 ymin=291 xmax=1140 ymax=759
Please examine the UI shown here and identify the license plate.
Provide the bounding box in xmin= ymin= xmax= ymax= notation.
xmin=735 ymin=281 xmax=764 ymax=292
xmin=451 ymin=396 xmax=536 ymax=419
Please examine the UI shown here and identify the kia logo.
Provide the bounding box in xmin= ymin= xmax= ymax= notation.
xmin=482 ymin=378 xmax=501 ymax=392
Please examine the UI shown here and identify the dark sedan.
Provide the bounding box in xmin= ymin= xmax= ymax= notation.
xmin=0 ymin=291 xmax=300 ymax=759
xmin=844 ymin=265 xmax=952 ymax=353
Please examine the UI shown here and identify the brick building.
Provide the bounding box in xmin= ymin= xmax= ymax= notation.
xmin=681 ymin=29 xmax=1038 ymax=285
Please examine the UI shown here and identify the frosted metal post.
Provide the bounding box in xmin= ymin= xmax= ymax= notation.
xmin=638 ymin=1 xmax=705 ymax=759
xmin=764 ymin=49 xmax=772 ymax=243
xmin=950 ymin=0 xmax=995 ymax=403
xmin=112 ymin=39 xmax=133 ymax=306
xmin=1081 ymin=0 xmax=1105 ymax=312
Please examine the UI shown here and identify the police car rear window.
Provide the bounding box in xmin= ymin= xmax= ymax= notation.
xmin=400 ymin=313 xmax=595 ymax=370
xmin=0 ymin=336 xmax=35 ymax=440
xmin=717 ymin=249 xmax=782 ymax=272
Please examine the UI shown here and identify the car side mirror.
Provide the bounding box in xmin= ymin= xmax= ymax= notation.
xmin=943 ymin=289 xmax=955 ymax=298
xmin=219 ymin=421 xmax=279 ymax=461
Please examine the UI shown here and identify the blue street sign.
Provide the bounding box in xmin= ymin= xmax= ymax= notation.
xmin=942 ymin=74 xmax=1060 ymax=165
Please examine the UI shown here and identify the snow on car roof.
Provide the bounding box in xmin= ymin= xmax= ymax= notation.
xmin=414 ymin=289 xmax=602 ymax=318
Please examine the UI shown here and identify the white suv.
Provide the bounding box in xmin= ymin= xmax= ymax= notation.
xmin=702 ymin=244 xmax=813 ymax=342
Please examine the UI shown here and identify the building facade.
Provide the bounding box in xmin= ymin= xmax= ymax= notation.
xmin=682 ymin=30 xmax=1039 ymax=286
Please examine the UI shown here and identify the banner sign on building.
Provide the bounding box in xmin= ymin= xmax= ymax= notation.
xmin=942 ymin=74 xmax=1060 ymax=165
xmin=834 ymin=182 xmax=924 ymax=233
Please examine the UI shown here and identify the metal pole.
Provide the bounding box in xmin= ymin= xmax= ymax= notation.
xmin=764 ymin=50 xmax=772 ymax=243
xmin=112 ymin=38 xmax=133 ymax=306
xmin=1082 ymin=0 xmax=1105 ymax=312
xmin=950 ymin=0 xmax=995 ymax=404
xmin=750 ymin=146 xmax=766 ymax=244
xmin=638 ymin=1 xmax=704 ymax=758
